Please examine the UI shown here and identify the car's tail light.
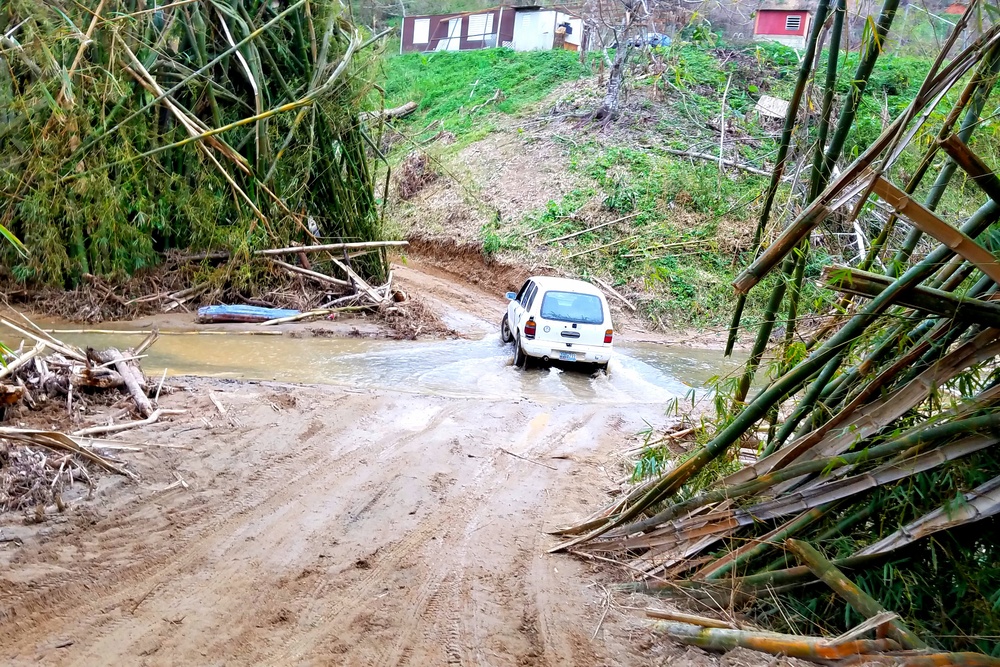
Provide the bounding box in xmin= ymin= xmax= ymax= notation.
xmin=525 ymin=319 xmax=537 ymax=339
xmin=604 ymin=329 xmax=614 ymax=344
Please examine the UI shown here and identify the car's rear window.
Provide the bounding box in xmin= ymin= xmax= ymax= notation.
xmin=539 ymin=291 xmax=604 ymax=325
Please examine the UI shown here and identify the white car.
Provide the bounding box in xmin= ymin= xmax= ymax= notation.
xmin=501 ymin=276 xmax=614 ymax=370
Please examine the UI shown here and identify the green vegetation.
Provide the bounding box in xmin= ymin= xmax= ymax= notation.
xmin=1 ymin=0 xmax=388 ymax=288
xmin=383 ymin=48 xmax=587 ymax=139
xmin=381 ymin=40 xmax=1000 ymax=332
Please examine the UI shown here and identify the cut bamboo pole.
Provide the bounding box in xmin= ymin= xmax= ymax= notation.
xmin=644 ymin=609 xmax=733 ymax=629
xmin=255 ymin=240 xmax=409 ymax=256
xmin=591 ymin=277 xmax=636 ymax=311
xmin=870 ymin=176 xmax=1000 ymax=285
xmin=785 ymin=539 xmax=928 ymax=650
xmin=654 ymin=620 xmax=900 ymax=660
xmin=270 ymin=258 xmax=352 ymax=288
xmin=660 ymin=148 xmax=772 ymax=178
xmin=0 ymin=341 xmax=47 ymax=380
xmin=565 ymin=237 xmax=635 ymax=259
xmin=543 ymin=212 xmax=640 ymax=245
xmin=938 ymin=134 xmax=1000 ymax=205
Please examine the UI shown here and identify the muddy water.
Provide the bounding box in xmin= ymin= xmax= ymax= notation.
xmin=45 ymin=330 xmax=743 ymax=404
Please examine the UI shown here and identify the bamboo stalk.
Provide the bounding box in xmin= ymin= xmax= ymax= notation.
xmin=543 ymin=212 xmax=640 ymax=244
xmin=270 ymin=259 xmax=351 ymax=288
xmin=785 ymin=539 xmax=928 ymax=649
xmin=822 ymin=266 xmax=1000 ymax=327
xmin=654 ymin=620 xmax=901 ymax=660
xmin=724 ymin=0 xmax=833 ymax=356
xmin=256 ymin=241 xmax=409 ymax=256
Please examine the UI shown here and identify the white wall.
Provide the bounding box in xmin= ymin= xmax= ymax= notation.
xmin=512 ymin=10 xmax=556 ymax=51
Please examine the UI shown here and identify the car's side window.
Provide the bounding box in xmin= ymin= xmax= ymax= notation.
xmin=515 ymin=280 xmax=531 ymax=303
xmin=519 ymin=281 xmax=535 ymax=306
xmin=525 ymin=285 xmax=540 ymax=311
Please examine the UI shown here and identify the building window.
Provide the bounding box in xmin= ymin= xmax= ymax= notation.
xmin=467 ymin=13 xmax=494 ymax=41
xmin=413 ymin=18 xmax=430 ymax=44
xmin=785 ymin=15 xmax=801 ymax=31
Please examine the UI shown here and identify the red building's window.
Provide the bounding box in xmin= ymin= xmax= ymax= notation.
xmin=785 ymin=15 xmax=801 ymax=31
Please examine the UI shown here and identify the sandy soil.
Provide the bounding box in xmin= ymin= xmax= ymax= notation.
xmin=1 ymin=377 xmax=715 ymax=667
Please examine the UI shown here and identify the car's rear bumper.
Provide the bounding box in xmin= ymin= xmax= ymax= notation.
xmin=520 ymin=338 xmax=612 ymax=364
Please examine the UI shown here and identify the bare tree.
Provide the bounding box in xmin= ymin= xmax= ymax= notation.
xmin=588 ymin=0 xmax=652 ymax=121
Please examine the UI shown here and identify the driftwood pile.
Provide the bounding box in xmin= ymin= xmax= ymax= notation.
xmin=123 ymin=241 xmax=410 ymax=325
xmin=1 ymin=316 xmax=179 ymax=514
xmin=554 ymin=0 xmax=1000 ymax=663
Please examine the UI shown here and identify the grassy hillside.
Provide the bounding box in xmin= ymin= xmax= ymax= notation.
xmin=380 ymin=43 xmax=997 ymax=332
xmin=383 ymin=49 xmax=588 ymax=139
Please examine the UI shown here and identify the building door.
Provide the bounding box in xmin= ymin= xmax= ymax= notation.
xmin=513 ymin=10 xmax=557 ymax=51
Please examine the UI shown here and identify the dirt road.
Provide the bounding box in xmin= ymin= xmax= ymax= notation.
xmin=1 ymin=376 xmax=709 ymax=666
xmin=0 ymin=257 xmax=760 ymax=666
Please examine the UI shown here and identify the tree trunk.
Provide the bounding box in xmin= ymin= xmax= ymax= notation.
xmin=596 ymin=44 xmax=629 ymax=120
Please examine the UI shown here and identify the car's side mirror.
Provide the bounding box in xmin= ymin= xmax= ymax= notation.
xmin=505 ymin=292 xmax=517 ymax=300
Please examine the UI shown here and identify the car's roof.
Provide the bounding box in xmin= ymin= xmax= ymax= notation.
xmin=527 ymin=276 xmax=605 ymax=297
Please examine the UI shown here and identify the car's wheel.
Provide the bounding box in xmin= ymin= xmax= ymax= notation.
xmin=513 ymin=340 xmax=527 ymax=368
xmin=500 ymin=314 xmax=513 ymax=344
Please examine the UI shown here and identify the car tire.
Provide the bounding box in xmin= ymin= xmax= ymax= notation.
xmin=597 ymin=362 xmax=609 ymax=374
xmin=513 ymin=340 xmax=527 ymax=368
xmin=500 ymin=314 xmax=513 ymax=344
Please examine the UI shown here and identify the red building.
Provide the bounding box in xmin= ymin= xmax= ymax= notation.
xmin=400 ymin=7 xmax=512 ymax=53
xmin=754 ymin=1 xmax=813 ymax=49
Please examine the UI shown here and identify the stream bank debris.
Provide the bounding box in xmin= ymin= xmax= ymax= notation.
xmin=1 ymin=315 xmax=178 ymax=514
xmin=553 ymin=0 xmax=1000 ymax=662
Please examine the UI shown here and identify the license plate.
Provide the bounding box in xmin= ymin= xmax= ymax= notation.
xmin=558 ymin=352 xmax=577 ymax=361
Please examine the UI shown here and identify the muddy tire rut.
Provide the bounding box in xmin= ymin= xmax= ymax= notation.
xmin=0 ymin=378 xmax=674 ymax=666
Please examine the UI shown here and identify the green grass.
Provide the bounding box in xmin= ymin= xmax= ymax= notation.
xmin=382 ymin=48 xmax=588 ymax=135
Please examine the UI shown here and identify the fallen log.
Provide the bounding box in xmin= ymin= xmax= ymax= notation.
xmin=87 ymin=348 xmax=153 ymax=418
xmin=0 ymin=383 xmax=24 ymax=406
xmin=72 ymin=367 xmax=125 ymax=390
xmin=360 ymin=101 xmax=417 ymax=122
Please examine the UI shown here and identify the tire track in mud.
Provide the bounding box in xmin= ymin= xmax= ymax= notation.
xmin=2 ymin=415 xmax=339 ymax=660
xmin=242 ymin=401 xmax=483 ymax=664
xmin=111 ymin=400 xmax=468 ymax=664
xmin=1 ymin=394 xmax=415 ymax=661
xmin=354 ymin=409 xmax=601 ymax=667
xmin=4 ymin=386 xmax=650 ymax=667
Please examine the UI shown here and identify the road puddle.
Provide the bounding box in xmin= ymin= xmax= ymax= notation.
xmin=31 ymin=327 xmax=743 ymax=404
